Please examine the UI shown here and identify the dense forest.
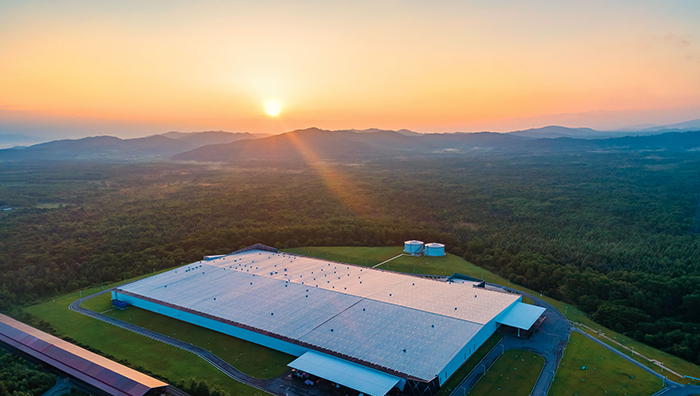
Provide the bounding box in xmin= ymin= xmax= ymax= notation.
xmin=0 ymin=347 xmax=55 ymax=396
xmin=1 ymin=153 xmax=700 ymax=365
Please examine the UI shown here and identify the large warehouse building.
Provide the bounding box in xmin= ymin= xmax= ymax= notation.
xmin=112 ymin=245 xmax=545 ymax=396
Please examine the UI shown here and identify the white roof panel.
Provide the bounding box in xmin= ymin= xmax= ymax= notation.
xmin=298 ymin=299 xmax=482 ymax=381
xmin=496 ymin=302 xmax=546 ymax=330
xmin=200 ymin=250 xmax=519 ymax=325
xmin=289 ymin=351 xmax=400 ymax=396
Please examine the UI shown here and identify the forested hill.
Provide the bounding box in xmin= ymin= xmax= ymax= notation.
xmin=0 ymin=131 xmax=260 ymax=162
xmin=174 ymin=128 xmax=700 ymax=163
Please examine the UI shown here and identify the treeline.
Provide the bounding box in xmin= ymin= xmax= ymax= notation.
xmin=463 ymin=247 xmax=700 ymax=363
xmin=0 ymin=347 xmax=55 ymax=396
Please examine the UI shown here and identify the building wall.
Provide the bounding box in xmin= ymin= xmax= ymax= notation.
xmin=438 ymin=295 xmax=523 ymax=386
xmin=112 ymin=291 xmax=309 ymax=357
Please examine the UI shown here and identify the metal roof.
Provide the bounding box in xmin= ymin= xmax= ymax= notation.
xmin=0 ymin=314 xmax=167 ymax=396
xmin=288 ymin=351 xmax=401 ymax=396
xmin=496 ymin=302 xmax=546 ymax=330
xmin=117 ymin=249 xmax=521 ymax=381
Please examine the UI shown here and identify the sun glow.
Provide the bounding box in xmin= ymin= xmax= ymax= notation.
xmin=265 ymin=100 xmax=282 ymax=116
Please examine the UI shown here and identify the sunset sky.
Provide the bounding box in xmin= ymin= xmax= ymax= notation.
xmin=1 ymin=0 xmax=699 ymax=138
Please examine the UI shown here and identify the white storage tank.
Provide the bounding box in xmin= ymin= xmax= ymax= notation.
xmin=403 ymin=240 xmax=424 ymax=254
xmin=424 ymin=243 xmax=445 ymax=257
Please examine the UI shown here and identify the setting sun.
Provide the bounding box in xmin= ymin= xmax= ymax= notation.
xmin=265 ymin=100 xmax=281 ymax=117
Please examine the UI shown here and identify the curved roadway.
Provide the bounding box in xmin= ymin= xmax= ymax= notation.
xmin=449 ymin=286 xmax=571 ymax=396
xmin=449 ymin=284 xmax=700 ymax=396
xmin=69 ymin=290 xmax=326 ymax=396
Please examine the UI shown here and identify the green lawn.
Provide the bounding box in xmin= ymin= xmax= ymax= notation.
xmin=287 ymin=246 xmax=401 ymax=267
xmin=82 ymin=292 xmax=293 ymax=378
xmin=436 ymin=334 xmax=503 ymax=396
xmin=550 ymin=332 xmax=663 ymax=396
xmin=284 ymin=246 xmax=700 ymax=384
xmin=467 ymin=350 xmax=544 ymax=396
xmin=25 ymin=281 xmax=270 ymax=395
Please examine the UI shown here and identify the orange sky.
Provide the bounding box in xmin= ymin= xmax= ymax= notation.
xmin=1 ymin=0 xmax=699 ymax=137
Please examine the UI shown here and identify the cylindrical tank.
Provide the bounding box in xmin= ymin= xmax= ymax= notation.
xmin=403 ymin=240 xmax=424 ymax=254
xmin=424 ymin=243 xmax=445 ymax=257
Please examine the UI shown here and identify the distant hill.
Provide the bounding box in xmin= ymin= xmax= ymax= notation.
xmin=0 ymin=135 xmax=194 ymax=161
xmin=173 ymin=128 xmax=531 ymax=162
xmin=523 ymin=130 xmax=700 ymax=152
xmin=347 ymin=128 xmax=421 ymax=137
xmin=0 ymin=130 xmax=266 ymax=162
xmin=509 ymin=126 xmax=603 ymax=139
xmin=174 ymin=128 xmax=700 ymax=163
xmin=637 ymin=118 xmax=700 ymax=132
xmin=173 ymin=128 xmax=389 ymax=162
xmin=160 ymin=131 xmax=262 ymax=146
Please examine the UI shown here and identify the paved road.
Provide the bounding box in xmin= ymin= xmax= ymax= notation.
xmin=69 ymin=289 xmax=333 ymax=396
xmin=449 ymin=283 xmax=700 ymax=396
xmin=449 ymin=286 xmax=572 ymax=396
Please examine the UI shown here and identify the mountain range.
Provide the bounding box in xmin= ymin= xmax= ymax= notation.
xmin=1 ymin=123 xmax=700 ymax=163
xmin=0 ymin=131 xmax=259 ymax=161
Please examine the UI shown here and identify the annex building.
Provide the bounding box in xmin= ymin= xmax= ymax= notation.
xmin=0 ymin=314 xmax=168 ymax=396
xmin=112 ymin=245 xmax=545 ymax=396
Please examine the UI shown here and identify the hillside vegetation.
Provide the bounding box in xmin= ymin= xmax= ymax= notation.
xmin=1 ymin=152 xmax=700 ymax=367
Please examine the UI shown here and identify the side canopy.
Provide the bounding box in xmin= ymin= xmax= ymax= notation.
xmin=288 ymin=351 xmax=401 ymax=396
xmin=496 ymin=302 xmax=546 ymax=330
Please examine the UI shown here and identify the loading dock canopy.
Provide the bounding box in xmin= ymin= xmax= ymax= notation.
xmin=288 ymin=351 xmax=401 ymax=396
xmin=496 ymin=302 xmax=546 ymax=330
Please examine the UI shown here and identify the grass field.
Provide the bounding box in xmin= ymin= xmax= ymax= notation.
xmin=436 ymin=334 xmax=503 ymax=396
xmin=466 ymin=350 xmax=544 ymax=396
xmin=25 ymin=280 xmax=271 ymax=395
xmin=285 ymin=246 xmax=700 ymax=383
xmin=82 ymin=292 xmax=293 ymax=378
xmin=549 ymin=332 xmax=663 ymax=396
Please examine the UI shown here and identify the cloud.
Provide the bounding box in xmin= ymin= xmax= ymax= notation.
xmin=663 ymin=33 xmax=691 ymax=47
